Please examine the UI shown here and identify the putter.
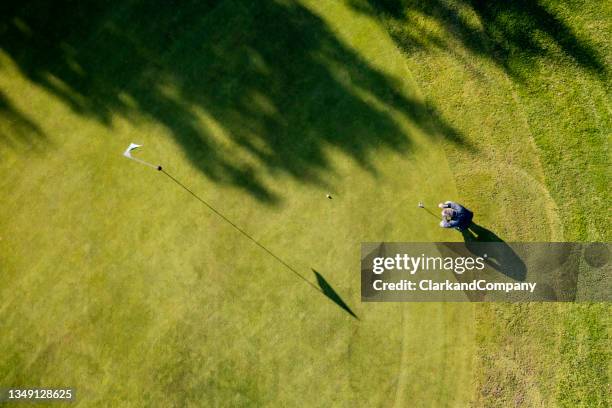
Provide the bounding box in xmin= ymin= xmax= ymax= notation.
xmin=418 ymin=202 xmax=439 ymax=219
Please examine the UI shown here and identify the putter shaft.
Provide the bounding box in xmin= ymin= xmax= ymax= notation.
xmin=420 ymin=206 xmax=439 ymax=219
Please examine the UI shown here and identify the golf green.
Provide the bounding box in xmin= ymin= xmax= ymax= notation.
xmin=1 ymin=0 xmax=608 ymax=406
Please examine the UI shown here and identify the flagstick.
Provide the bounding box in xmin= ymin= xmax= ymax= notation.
xmin=131 ymin=157 xmax=157 ymax=168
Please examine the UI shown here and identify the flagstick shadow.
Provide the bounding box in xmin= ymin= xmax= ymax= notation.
xmin=157 ymin=167 xmax=358 ymax=319
xmin=312 ymin=269 xmax=359 ymax=320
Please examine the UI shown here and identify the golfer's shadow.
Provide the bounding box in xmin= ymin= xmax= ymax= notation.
xmin=461 ymin=223 xmax=527 ymax=281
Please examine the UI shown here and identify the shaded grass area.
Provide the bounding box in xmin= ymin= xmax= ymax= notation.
xmin=0 ymin=89 xmax=46 ymax=150
xmin=350 ymin=0 xmax=607 ymax=81
xmin=0 ymin=0 xmax=468 ymax=202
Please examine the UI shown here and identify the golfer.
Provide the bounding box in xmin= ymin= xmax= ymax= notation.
xmin=438 ymin=201 xmax=473 ymax=231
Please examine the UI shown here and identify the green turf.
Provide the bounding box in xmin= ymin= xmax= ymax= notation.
xmin=359 ymin=0 xmax=610 ymax=406
xmin=0 ymin=0 xmax=609 ymax=406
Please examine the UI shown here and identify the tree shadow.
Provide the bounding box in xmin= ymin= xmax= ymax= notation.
xmin=461 ymin=222 xmax=526 ymax=281
xmin=349 ymin=0 xmax=607 ymax=81
xmin=0 ymin=0 xmax=470 ymax=202
xmin=0 ymin=90 xmax=47 ymax=151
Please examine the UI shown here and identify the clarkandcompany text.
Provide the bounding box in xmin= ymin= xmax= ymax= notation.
xmin=372 ymin=279 xmax=537 ymax=293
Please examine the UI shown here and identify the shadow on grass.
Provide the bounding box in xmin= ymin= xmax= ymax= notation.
xmin=313 ymin=269 xmax=358 ymax=319
xmin=436 ymin=222 xmax=526 ymax=300
xmin=0 ymin=0 xmax=470 ymax=201
xmin=461 ymin=222 xmax=526 ymax=281
xmin=350 ymin=0 xmax=607 ymax=81
xmin=0 ymin=90 xmax=46 ymax=151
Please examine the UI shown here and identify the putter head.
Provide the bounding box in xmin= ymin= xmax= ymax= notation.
xmin=418 ymin=202 xmax=424 ymax=208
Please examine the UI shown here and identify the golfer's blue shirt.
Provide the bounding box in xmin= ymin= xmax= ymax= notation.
xmin=440 ymin=201 xmax=473 ymax=230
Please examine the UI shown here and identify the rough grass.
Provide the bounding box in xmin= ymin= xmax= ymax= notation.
xmin=361 ymin=0 xmax=610 ymax=406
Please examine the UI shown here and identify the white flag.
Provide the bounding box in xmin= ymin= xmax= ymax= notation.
xmin=123 ymin=143 xmax=157 ymax=168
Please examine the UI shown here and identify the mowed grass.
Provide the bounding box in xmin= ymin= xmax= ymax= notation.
xmin=360 ymin=0 xmax=610 ymax=406
xmin=1 ymin=1 xmax=476 ymax=406
xmin=0 ymin=0 xmax=609 ymax=407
